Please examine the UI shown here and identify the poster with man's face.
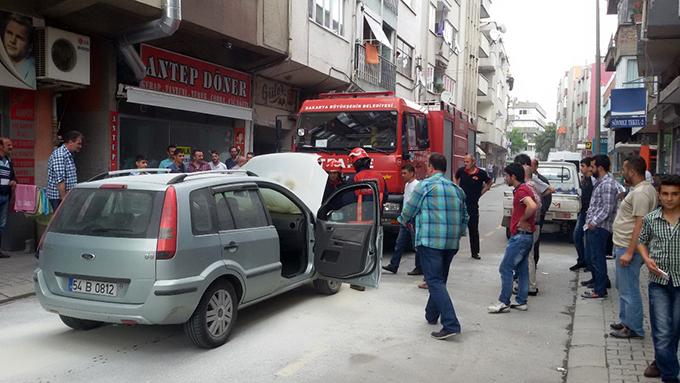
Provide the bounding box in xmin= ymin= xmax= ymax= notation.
xmin=0 ymin=10 xmax=36 ymax=89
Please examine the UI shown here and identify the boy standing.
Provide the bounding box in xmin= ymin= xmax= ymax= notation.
xmin=638 ymin=175 xmax=680 ymax=383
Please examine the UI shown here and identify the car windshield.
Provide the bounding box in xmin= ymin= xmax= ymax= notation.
xmin=49 ymin=188 xmax=162 ymax=238
xmin=295 ymin=111 xmax=398 ymax=151
xmin=538 ymin=166 xmax=577 ymax=193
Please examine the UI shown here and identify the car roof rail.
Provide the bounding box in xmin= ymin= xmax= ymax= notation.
xmin=88 ymin=168 xmax=171 ymax=182
xmin=166 ymin=169 xmax=259 ymax=185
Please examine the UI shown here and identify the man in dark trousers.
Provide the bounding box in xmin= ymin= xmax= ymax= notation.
xmin=0 ymin=138 xmax=16 ymax=258
xmin=455 ymin=154 xmax=492 ymax=260
xmin=531 ymin=158 xmax=554 ymax=268
xmin=571 ymin=157 xmax=594 ymax=271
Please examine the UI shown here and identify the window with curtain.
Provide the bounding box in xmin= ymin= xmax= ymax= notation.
xmin=309 ymin=0 xmax=344 ymax=36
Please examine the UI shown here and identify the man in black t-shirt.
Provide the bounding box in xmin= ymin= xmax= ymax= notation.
xmin=455 ymin=154 xmax=493 ymax=260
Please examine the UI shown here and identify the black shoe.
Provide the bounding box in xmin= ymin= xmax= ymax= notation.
xmin=569 ymin=263 xmax=586 ymax=271
xmin=431 ymin=328 xmax=459 ymax=340
xmin=580 ymin=279 xmax=593 ymax=286
xmin=644 ymin=361 xmax=660 ymax=378
xmin=407 ymin=267 xmax=423 ymax=276
xmin=0 ymin=253 xmax=9 ymax=258
xmin=607 ymin=279 xmax=612 ymax=289
xmin=610 ymin=322 xmax=624 ymax=331
xmin=528 ymin=289 xmax=539 ymax=296
xmin=471 ymin=254 xmax=481 ymax=260
xmin=382 ymin=264 xmax=398 ymax=274
xmin=610 ymin=327 xmax=644 ymax=339
xmin=350 ymin=284 xmax=365 ymax=291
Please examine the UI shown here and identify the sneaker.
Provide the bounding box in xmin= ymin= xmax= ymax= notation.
xmin=606 ymin=254 xmax=615 ymax=260
xmin=610 ymin=327 xmax=644 ymax=339
xmin=407 ymin=267 xmax=423 ymax=276
xmin=610 ymin=322 xmax=624 ymax=331
xmin=471 ymin=253 xmax=481 ymax=260
xmin=510 ymin=303 xmax=528 ymax=311
xmin=569 ymin=263 xmax=586 ymax=271
xmin=581 ymin=290 xmax=607 ymax=299
xmin=418 ymin=282 xmax=428 ymax=289
xmin=381 ymin=264 xmax=398 ymax=274
xmin=431 ymin=328 xmax=459 ymax=340
xmin=644 ymin=361 xmax=660 ymax=378
xmin=487 ymin=301 xmax=511 ymax=313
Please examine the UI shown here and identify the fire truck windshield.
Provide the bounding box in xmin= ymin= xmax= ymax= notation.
xmin=296 ymin=111 xmax=398 ymax=152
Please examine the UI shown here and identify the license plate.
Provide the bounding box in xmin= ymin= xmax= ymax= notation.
xmin=69 ymin=278 xmax=118 ymax=297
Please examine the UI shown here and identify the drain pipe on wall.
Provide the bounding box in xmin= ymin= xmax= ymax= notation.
xmin=118 ymin=0 xmax=182 ymax=82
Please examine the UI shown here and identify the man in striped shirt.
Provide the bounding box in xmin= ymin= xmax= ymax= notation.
xmin=582 ymin=155 xmax=619 ymax=299
xmin=638 ymin=175 xmax=680 ymax=383
xmin=398 ymin=153 xmax=468 ymax=340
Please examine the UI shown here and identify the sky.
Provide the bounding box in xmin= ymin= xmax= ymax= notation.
xmin=492 ymin=0 xmax=618 ymax=123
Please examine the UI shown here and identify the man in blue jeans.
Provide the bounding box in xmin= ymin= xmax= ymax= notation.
xmin=610 ymin=156 xmax=658 ymax=338
xmin=488 ymin=163 xmax=537 ymax=313
xmin=383 ymin=164 xmax=420 ymax=274
xmin=582 ymin=155 xmax=619 ymax=299
xmin=0 ymin=138 xmax=17 ymax=258
xmin=571 ymin=157 xmax=594 ymax=271
xmin=638 ymin=175 xmax=680 ymax=383
xmin=398 ymin=153 xmax=467 ymax=340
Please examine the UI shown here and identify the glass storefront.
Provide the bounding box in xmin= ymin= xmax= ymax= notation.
xmin=658 ymin=127 xmax=673 ymax=175
xmin=119 ymin=102 xmax=236 ymax=169
xmin=674 ymin=127 xmax=680 ymax=174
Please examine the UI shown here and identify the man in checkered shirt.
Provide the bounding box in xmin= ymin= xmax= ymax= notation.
xmin=638 ymin=174 xmax=680 ymax=383
xmin=46 ymin=131 xmax=83 ymax=210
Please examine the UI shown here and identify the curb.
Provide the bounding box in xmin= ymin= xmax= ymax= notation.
xmin=0 ymin=291 xmax=35 ymax=305
xmin=565 ymin=271 xmax=609 ymax=383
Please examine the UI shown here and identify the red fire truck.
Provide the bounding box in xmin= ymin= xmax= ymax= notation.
xmin=293 ymin=91 xmax=476 ymax=226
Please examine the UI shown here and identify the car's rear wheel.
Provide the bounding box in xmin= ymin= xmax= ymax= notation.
xmin=313 ymin=279 xmax=341 ymax=295
xmin=184 ymin=281 xmax=238 ymax=349
xmin=59 ymin=315 xmax=104 ymax=330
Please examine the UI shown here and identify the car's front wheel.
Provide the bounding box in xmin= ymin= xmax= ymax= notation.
xmin=184 ymin=281 xmax=238 ymax=349
xmin=59 ymin=315 xmax=104 ymax=330
xmin=313 ymin=279 xmax=341 ymax=295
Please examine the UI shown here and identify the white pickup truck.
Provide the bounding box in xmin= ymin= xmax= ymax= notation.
xmin=502 ymin=161 xmax=581 ymax=240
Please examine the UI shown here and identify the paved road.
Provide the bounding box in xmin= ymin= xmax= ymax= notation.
xmin=0 ymin=184 xmax=579 ymax=383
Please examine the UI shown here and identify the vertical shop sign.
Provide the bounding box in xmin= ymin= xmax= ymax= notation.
xmin=233 ymin=127 xmax=245 ymax=155
xmin=110 ymin=111 xmax=118 ymax=170
xmin=9 ymin=89 xmax=35 ymax=184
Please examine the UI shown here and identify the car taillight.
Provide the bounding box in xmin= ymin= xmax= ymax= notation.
xmin=156 ymin=186 xmax=177 ymax=260
xmin=36 ymin=194 xmax=69 ymax=258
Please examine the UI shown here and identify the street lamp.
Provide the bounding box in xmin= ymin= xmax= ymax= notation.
xmin=594 ymin=0 xmax=602 ymax=154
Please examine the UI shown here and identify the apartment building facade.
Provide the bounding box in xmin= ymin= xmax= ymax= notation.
xmin=508 ymin=100 xmax=547 ymax=155
xmin=477 ymin=20 xmax=512 ymax=168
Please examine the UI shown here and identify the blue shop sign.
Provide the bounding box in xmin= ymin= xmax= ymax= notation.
xmin=610 ymin=88 xmax=646 ymax=129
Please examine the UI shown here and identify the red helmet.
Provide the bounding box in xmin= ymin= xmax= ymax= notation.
xmin=347 ymin=147 xmax=369 ymax=165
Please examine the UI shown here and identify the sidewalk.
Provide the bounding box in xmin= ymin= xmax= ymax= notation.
xmin=0 ymin=251 xmax=36 ymax=304
xmin=567 ymin=259 xmax=660 ymax=383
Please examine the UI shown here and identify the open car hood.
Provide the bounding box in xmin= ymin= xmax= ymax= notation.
xmin=243 ymin=153 xmax=328 ymax=215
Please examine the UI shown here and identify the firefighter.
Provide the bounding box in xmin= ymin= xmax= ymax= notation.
xmin=347 ymin=147 xmax=388 ymax=205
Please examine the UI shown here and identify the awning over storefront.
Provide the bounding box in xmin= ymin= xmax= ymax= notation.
xmin=124 ymin=86 xmax=253 ymax=121
xmin=610 ymin=88 xmax=646 ymax=129
xmin=363 ymin=13 xmax=393 ymax=49
xmin=476 ymin=145 xmax=486 ymax=159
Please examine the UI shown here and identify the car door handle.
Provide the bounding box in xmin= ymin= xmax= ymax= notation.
xmin=224 ymin=241 xmax=239 ymax=253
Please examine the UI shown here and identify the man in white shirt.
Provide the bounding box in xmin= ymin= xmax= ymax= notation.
xmin=383 ymin=164 xmax=421 ymax=274
xmin=209 ymin=150 xmax=227 ymax=170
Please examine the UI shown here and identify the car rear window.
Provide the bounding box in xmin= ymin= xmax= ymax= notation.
xmin=49 ymin=188 xmax=163 ymax=238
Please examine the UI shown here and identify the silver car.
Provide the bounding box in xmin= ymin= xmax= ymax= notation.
xmin=35 ymin=153 xmax=382 ymax=348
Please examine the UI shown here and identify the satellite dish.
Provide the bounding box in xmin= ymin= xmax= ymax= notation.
xmin=440 ymin=91 xmax=453 ymax=103
xmin=498 ymin=24 xmax=507 ymax=33
xmin=489 ymin=29 xmax=502 ymax=42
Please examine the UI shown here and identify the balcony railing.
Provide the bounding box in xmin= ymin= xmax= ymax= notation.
xmin=355 ymin=44 xmax=396 ymax=91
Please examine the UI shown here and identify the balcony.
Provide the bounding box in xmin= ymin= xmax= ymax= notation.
xmin=355 ymin=44 xmax=396 ymax=91
xmin=605 ymin=36 xmax=616 ymax=71
xmin=479 ymin=53 xmax=498 ymax=72
xmin=646 ymin=0 xmax=680 ymax=39
xmin=480 ymin=0 xmax=491 ymax=19
xmin=435 ymin=36 xmax=454 ymax=65
xmin=479 ymin=34 xmax=490 ymax=58
xmin=477 ymin=74 xmax=489 ymax=96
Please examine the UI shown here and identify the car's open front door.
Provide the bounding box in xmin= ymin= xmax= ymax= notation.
xmin=313 ymin=182 xmax=383 ymax=288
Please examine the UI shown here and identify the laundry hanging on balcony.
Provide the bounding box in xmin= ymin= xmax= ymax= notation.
xmin=364 ymin=42 xmax=380 ymax=65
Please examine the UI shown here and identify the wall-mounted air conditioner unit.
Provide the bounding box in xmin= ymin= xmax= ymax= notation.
xmin=36 ymin=26 xmax=90 ymax=87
